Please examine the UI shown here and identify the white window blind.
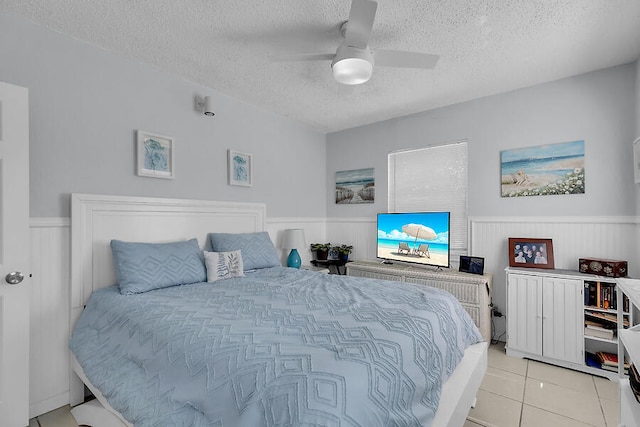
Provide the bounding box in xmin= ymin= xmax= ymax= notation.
xmin=388 ymin=141 xmax=468 ymax=261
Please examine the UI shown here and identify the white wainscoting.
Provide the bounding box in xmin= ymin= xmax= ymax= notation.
xmin=469 ymin=216 xmax=639 ymax=342
xmin=326 ymin=217 xmax=377 ymax=262
xmin=29 ymin=218 xmax=71 ymax=418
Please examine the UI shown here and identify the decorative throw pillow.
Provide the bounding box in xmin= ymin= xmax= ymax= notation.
xmin=203 ymin=250 xmax=245 ymax=282
xmin=208 ymin=232 xmax=281 ymax=270
xmin=111 ymin=238 xmax=207 ymax=295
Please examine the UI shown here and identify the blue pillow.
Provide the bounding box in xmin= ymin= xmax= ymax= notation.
xmin=208 ymin=232 xmax=281 ymax=270
xmin=111 ymin=238 xmax=206 ymax=294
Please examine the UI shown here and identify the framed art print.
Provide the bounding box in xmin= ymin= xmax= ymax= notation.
xmin=335 ymin=168 xmax=375 ymax=204
xmin=228 ymin=149 xmax=252 ymax=187
xmin=508 ymin=238 xmax=554 ymax=269
xmin=500 ymin=140 xmax=584 ymax=197
xmin=136 ymin=130 xmax=175 ymax=179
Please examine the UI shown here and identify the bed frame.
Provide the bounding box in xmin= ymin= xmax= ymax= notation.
xmin=69 ymin=193 xmax=487 ymax=427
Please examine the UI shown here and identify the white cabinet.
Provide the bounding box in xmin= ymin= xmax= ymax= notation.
xmin=506 ymin=272 xmax=543 ymax=356
xmin=506 ymin=267 xmax=624 ymax=379
xmin=506 ymin=270 xmax=583 ymax=365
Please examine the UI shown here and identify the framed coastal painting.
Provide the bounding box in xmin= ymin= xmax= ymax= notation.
xmin=137 ymin=130 xmax=174 ymax=179
xmin=335 ymin=168 xmax=374 ymax=204
xmin=228 ymin=149 xmax=252 ymax=187
xmin=508 ymin=238 xmax=554 ymax=269
xmin=501 ymin=140 xmax=584 ymax=197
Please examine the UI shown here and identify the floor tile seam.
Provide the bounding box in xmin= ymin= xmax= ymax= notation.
xmin=480 ymin=387 xmax=527 ymax=405
xmin=521 ymin=399 xmax=606 ymax=427
xmin=486 ymin=365 xmax=527 ymax=379
xmin=524 ymin=375 xmax=599 ymax=398
xmin=595 ymin=396 xmax=615 ymax=427
xmin=593 ymin=377 xmax=619 ymax=401
xmin=477 ymin=387 xmax=525 ymax=403
xmin=525 ymin=367 xmax=599 ymax=388
xmin=597 ymin=396 xmax=619 ymax=404
xmin=488 ymin=367 xmax=528 ymax=378
xmin=522 ymin=379 xmax=605 ymax=425
xmin=478 ymin=378 xmax=526 ymax=402
xmin=522 ymin=403 xmax=606 ymax=427
xmin=465 ymin=415 xmax=501 ymax=427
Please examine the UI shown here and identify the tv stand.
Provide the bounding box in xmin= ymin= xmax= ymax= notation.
xmin=346 ymin=260 xmax=492 ymax=342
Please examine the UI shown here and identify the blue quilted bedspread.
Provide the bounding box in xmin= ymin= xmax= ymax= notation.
xmin=70 ymin=267 xmax=482 ymax=426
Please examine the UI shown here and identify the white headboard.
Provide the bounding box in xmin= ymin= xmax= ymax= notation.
xmin=70 ymin=193 xmax=266 ymax=316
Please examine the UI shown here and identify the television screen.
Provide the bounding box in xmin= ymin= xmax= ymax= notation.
xmin=377 ymin=212 xmax=450 ymax=268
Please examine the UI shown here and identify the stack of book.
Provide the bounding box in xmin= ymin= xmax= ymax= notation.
xmin=584 ymin=281 xmax=630 ymax=311
xmin=596 ymin=351 xmax=629 ymax=374
xmin=584 ymin=321 xmax=615 ymax=340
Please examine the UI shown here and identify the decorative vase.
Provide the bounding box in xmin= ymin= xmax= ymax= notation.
xmin=316 ymin=249 xmax=328 ymax=261
xmin=287 ymin=249 xmax=302 ymax=269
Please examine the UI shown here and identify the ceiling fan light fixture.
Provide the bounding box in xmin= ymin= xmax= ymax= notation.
xmin=331 ymin=43 xmax=374 ymax=85
xmin=332 ymin=57 xmax=373 ymax=85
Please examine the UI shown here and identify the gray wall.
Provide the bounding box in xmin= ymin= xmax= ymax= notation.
xmin=637 ymin=58 xmax=640 ymax=136
xmin=326 ymin=63 xmax=638 ymax=218
xmin=0 ymin=14 xmax=326 ymax=218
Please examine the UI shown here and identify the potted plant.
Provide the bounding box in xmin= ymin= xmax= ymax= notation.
xmin=310 ymin=243 xmax=331 ymax=261
xmin=333 ymin=244 xmax=353 ymax=262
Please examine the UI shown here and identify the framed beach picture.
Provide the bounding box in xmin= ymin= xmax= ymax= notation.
xmin=335 ymin=168 xmax=374 ymax=204
xmin=501 ymin=140 xmax=584 ymax=197
xmin=137 ymin=130 xmax=174 ymax=179
xmin=228 ymin=149 xmax=252 ymax=187
xmin=508 ymin=238 xmax=554 ymax=269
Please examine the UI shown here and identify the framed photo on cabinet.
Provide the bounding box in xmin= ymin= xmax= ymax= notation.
xmin=508 ymin=237 xmax=554 ymax=269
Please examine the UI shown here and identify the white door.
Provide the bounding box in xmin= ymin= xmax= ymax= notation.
xmin=506 ymin=273 xmax=543 ymax=356
xmin=542 ymin=277 xmax=583 ymax=364
xmin=0 ymin=81 xmax=30 ymax=426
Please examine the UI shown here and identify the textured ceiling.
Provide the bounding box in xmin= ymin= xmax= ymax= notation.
xmin=3 ymin=0 xmax=640 ymax=133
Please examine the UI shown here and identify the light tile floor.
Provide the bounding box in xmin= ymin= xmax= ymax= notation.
xmin=465 ymin=343 xmax=619 ymax=427
xmin=30 ymin=343 xmax=619 ymax=427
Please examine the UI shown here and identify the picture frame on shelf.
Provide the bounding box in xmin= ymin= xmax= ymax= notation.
xmin=508 ymin=237 xmax=554 ymax=269
xmin=228 ymin=149 xmax=253 ymax=187
xmin=136 ymin=130 xmax=175 ymax=179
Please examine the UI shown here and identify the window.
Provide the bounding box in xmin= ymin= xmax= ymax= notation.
xmin=388 ymin=141 xmax=468 ymax=262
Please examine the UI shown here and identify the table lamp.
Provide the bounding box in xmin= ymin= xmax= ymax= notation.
xmin=282 ymin=229 xmax=306 ymax=269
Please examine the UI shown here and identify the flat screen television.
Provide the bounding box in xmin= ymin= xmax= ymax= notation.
xmin=377 ymin=212 xmax=450 ymax=268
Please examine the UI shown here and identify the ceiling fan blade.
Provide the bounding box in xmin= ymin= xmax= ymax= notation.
xmin=270 ymin=53 xmax=335 ymax=62
xmin=374 ymin=49 xmax=440 ymax=69
xmin=344 ymin=0 xmax=378 ymax=49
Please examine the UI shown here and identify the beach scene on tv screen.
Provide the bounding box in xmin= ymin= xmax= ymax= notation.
xmin=377 ymin=212 xmax=449 ymax=267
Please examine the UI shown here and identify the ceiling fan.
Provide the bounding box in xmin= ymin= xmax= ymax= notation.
xmin=272 ymin=0 xmax=440 ymax=85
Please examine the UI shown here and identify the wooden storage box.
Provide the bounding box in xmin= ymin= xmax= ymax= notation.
xmin=579 ymin=258 xmax=628 ymax=277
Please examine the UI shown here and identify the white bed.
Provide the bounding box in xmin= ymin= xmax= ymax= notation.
xmin=69 ymin=193 xmax=487 ymax=427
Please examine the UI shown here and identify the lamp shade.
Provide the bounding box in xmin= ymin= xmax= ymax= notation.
xmin=282 ymin=229 xmax=306 ymax=250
